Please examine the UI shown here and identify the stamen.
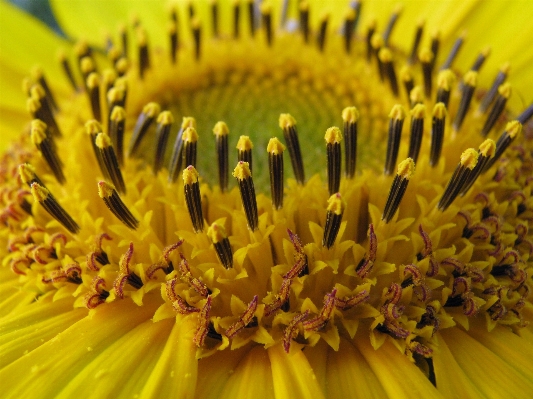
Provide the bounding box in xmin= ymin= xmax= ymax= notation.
xmin=480 ymin=83 xmax=511 ymax=137
xmin=355 ymin=223 xmax=378 ymax=278
xmin=30 ymin=120 xmax=65 ymax=184
xmin=452 ymin=71 xmax=477 ymax=132
xmin=342 ymin=106 xmax=359 ymax=178
xmin=109 ymin=106 xmax=126 ymax=166
xmin=169 ymin=22 xmax=178 ymax=64
xmin=267 ymin=137 xmax=285 ymax=210
xmin=115 ymin=57 xmax=129 ymax=77
xmin=106 ymin=87 xmax=125 ymax=134
xmin=114 ymin=243 xmax=144 ymax=298
xmin=261 ymin=3 xmax=273 ymax=46
xmin=317 ymin=13 xmax=329 ymax=52
xmin=225 ymin=295 xmax=258 ymax=338
xmin=207 ymin=221 xmax=233 ymax=269
xmin=400 ymin=66 xmax=414 ymax=103
xmin=322 ymin=193 xmax=345 ymax=249
xmin=408 ymin=19 xmax=424 ymax=64
xmin=153 ymin=111 xmax=174 ymax=174
xmin=146 ymin=240 xmax=183 ymax=278
xmin=28 ymin=85 xmax=61 ymax=136
xmin=102 ymin=69 xmax=117 ymax=95
xmin=407 ymin=104 xmax=426 ymax=163
xmin=168 ymin=116 xmax=197 ymax=182
xmin=114 ymin=76 xmax=128 ymax=109
xmin=98 ymin=181 xmax=139 ymax=230
xmin=233 ymin=0 xmax=240 ymax=39
xmin=85 ymin=119 xmax=108 ymax=181
xmin=129 ymin=102 xmax=160 ymax=156
xmin=298 ymin=2 xmax=310 ymax=43
xmin=183 ymin=166 xmax=204 ymax=233
xmin=325 ymin=127 xmax=343 ymax=196
xmin=80 ymin=56 xmax=96 ymax=88
xmin=518 ymin=104 xmax=533 ymax=124
xmin=211 ymin=0 xmax=219 ymax=38
xmin=365 ymin=19 xmax=376 ymax=62
xmin=409 ymin=85 xmax=424 ymax=107
xmin=382 ymin=158 xmax=415 ymax=223
xmin=31 ymin=182 xmax=79 ymax=234
xmin=384 ymin=104 xmax=406 ymax=176
xmin=236 ymin=135 xmax=253 ymax=173
xmin=303 ymin=288 xmax=337 ymax=332
xmin=483 ymin=120 xmax=522 ymax=172
xmin=137 ymin=28 xmax=150 ymax=79
xmin=265 ymin=278 xmax=292 ymax=316
xmin=479 ymin=62 xmax=510 ymax=113
xmin=436 ymin=69 xmax=455 ymax=107
xmin=32 ymin=67 xmax=58 ymax=111
xmin=86 ymin=73 xmax=101 ymax=122
xmin=182 ymin=127 xmax=198 ymax=170
xmin=430 ymin=30 xmax=440 ymax=70
xmin=343 ymin=9 xmax=356 ymax=53
xmin=192 ymin=18 xmax=201 ymax=60
xmin=419 ymin=48 xmax=433 ymax=98
xmin=459 ymin=139 xmax=496 ymax=196
xmin=178 ymin=254 xmax=212 ymax=297
xmin=379 ymin=48 xmax=399 ymax=97
xmin=470 ymin=46 xmax=491 ymax=71
xmin=429 ymin=103 xmax=447 ymax=167
xmin=283 ymin=310 xmax=308 ymax=353
xmin=279 ymin=114 xmax=305 ymax=184
xmin=84 ymin=276 xmax=110 ymax=309
xmin=440 ymin=33 xmax=464 ymax=70
xmin=193 ymin=296 xmax=213 ymax=347
xmin=371 ymin=33 xmax=385 ymax=81
xmin=213 ymin=121 xmax=229 ymax=192
xmin=383 ymin=5 xmax=402 ymax=45
xmin=19 ymin=163 xmax=45 ymax=189
xmin=95 ymin=133 xmax=126 ymax=194
xmin=438 ymin=148 xmax=479 ymax=211
xmin=87 ymin=233 xmax=112 ymax=271
xmin=233 ymin=161 xmax=258 ymax=231
xmin=247 ymin=0 xmax=256 ymax=37
xmin=58 ymin=50 xmax=78 ymax=90
xmin=285 ymin=229 xmax=308 ymax=278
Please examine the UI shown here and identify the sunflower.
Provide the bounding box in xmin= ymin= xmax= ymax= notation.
xmin=1 ymin=0 xmax=532 ymax=398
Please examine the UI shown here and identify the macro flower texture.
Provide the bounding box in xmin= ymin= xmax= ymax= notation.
xmin=1 ymin=0 xmax=533 ymax=397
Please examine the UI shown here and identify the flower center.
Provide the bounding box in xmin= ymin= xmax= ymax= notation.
xmin=3 ymin=1 xmax=532 ymax=382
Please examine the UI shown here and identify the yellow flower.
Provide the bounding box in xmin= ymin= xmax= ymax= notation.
xmin=1 ymin=1 xmax=533 ymax=398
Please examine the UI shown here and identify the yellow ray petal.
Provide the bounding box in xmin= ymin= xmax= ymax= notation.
xmin=441 ymin=327 xmax=533 ymax=398
xmin=268 ymin=344 xmax=326 ymax=399
xmin=354 ymin=338 xmax=443 ymax=399
xmin=218 ymin=346 xmax=275 ymax=399
xmin=0 ymin=294 xmax=160 ymax=397
xmin=139 ymin=316 xmax=199 ymax=398
xmin=326 ymin=338 xmax=387 ymax=399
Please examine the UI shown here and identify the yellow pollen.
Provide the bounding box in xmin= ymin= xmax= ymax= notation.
xmin=143 ymin=102 xmax=161 ymax=117
xmin=110 ymin=106 xmax=126 ymax=121
xmin=463 ymin=70 xmax=478 ymax=87
xmin=115 ymin=58 xmax=128 ymax=75
xmin=183 ymin=166 xmax=200 ymax=186
xmin=433 ymin=102 xmax=447 ymax=119
xmin=74 ymin=40 xmax=89 ymax=57
xmin=397 ymin=158 xmax=415 ymax=179
xmin=370 ymin=32 xmax=384 ymax=49
xmin=279 ymin=113 xmax=296 ymax=129
xmin=437 ymin=69 xmax=455 ymax=91
xmin=157 ymin=110 xmax=174 ymax=125
xmin=102 ymin=69 xmax=117 ymax=86
xmin=97 ymin=181 xmax=116 ymax=198
xmin=95 ymin=133 xmax=112 ymax=149
xmin=400 ymin=65 xmax=413 ymax=82
xmin=26 ymin=97 xmax=41 ymax=114
xmin=342 ymin=106 xmax=359 ymax=123
xmin=506 ymin=120 xmax=522 ymax=139
xmin=410 ymin=103 xmax=426 ymax=119
xmin=460 ymin=148 xmax=479 ymax=169
xmin=213 ymin=121 xmax=229 ymax=137
xmin=326 ymin=193 xmax=345 ymax=215
xmin=498 ymin=83 xmax=512 ymax=98
xmin=31 ymin=119 xmax=47 ymax=132
xmin=378 ymin=47 xmax=393 ymax=62
xmin=80 ymin=57 xmax=95 ymax=74
xmin=207 ymin=222 xmax=227 ymax=244
xmin=183 ymin=127 xmax=199 ymax=143
xmin=30 ymin=122 xmax=47 ymax=145
xmin=85 ymin=120 xmax=103 ymax=135
xmin=481 ymin=46 xmax=491 ymax=57
xmin=267 ymin=137 xmax=285 ymax=154
xmin=22 ymin=78 xmax=32 ymax=95
xmin=87 ymin=72 xmax=99 ymax=89
xmin=232 ymin=162 xmax=252 ymax=180
xmin=30 ymin=182 xmax=50 ymax=202
xmin=324 ymin=127 xmax=343 ymax=144
xmin=18 ymin=163 xmax=37 ymax=184
xmin=500 ymin=61 xmax=511 ymax=74
xmin=389 ymin=104 xmax=406 ymax=120
xmin=418 ymin=48 xmax=433 ymax=63
xmin=410 ymin=86 xmax=424 ymax=104
xmin=114 ymin=77 xmax=128 ymax=91
xmin=479 ymin=139 xmax=496 ymax=158
xmin=236 ymin=136 xmax=253 ymax=151
xmin=29 ymin=84 xmax=45 ymax=100
xmin=181 ymin=116 xmax=197 ymax=130
xmin=107 ymin=87 xmax=124 ymax=104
